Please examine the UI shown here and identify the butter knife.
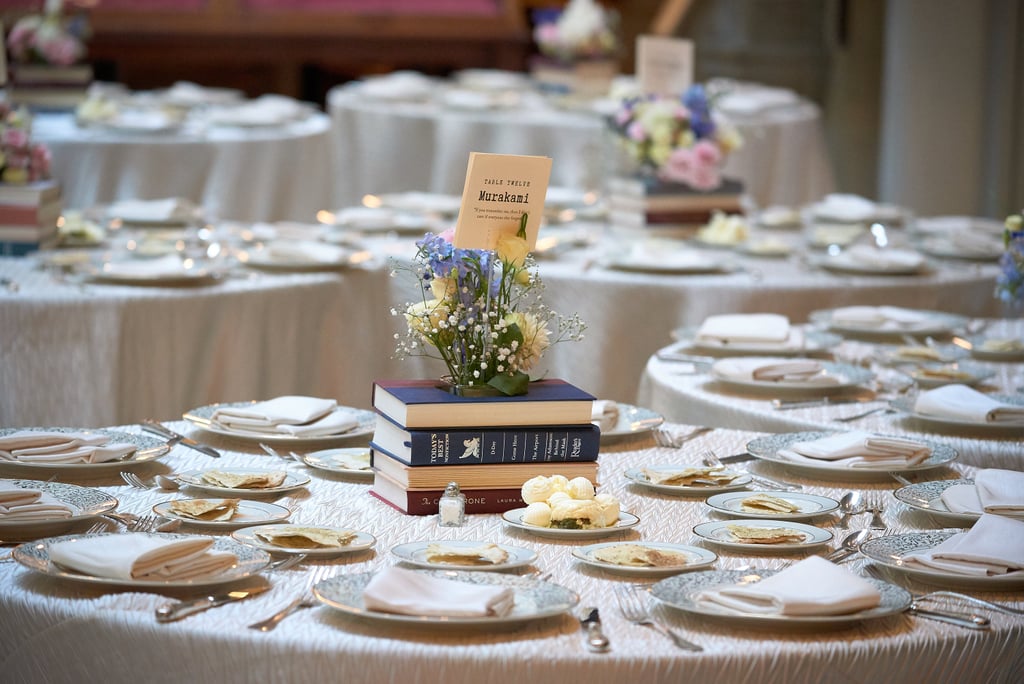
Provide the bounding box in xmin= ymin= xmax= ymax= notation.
xmin=156 ymin=585 xmax=269 ymax=622
xmin=771 ymin=397 xmax=871 ymax=410
xmin=142 ymin=420 xmax=221 ymax=458
xmin=580 ymin=607 xmax=610 ymax=653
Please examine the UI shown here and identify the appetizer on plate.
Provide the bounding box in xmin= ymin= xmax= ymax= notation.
xmin=726 ymin=524 xmax=807 ymax=545
xmin=590 ymin=543 xmax=691 ymax=568
xmin=168 ymin=498 xmax=240 ymax=521
xmin=199 ymin=469 xmax=287 ymax=489
xmin=738 ymin=493 xmax=801 ymax=514
xmin=643 ymin=466 xmax=741 ymax=487
xmin=424 ymin=542 xmax=509 ymax=566
xmin=520 ymin=474 xmax=620 ymax=530
xmin=254 ymin=526 xmax=357 ymax=549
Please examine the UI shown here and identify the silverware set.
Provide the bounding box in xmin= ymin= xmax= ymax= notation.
xmin=141 ymin=419 xmax=221 ymax=458
xmin=248 ymin=564 xmax=335 ymax=632
xmin=614 ymin=585 xmax=702 ymax=652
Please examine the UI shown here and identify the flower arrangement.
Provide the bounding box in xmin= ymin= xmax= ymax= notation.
xmin=7 ymin=2 xmax=89 ymax=67
xmin=0 ymin=103 xmax=51 ymax=183
xmin=533 ymin=0 xmax=619 ymax=62
xmin=393 ymin=216 xmax=585 ymax=396
xmin=611 ymin=85 xmax=742 ymax=191
xmin=996 ymin=211 xmax=1024 ymax=308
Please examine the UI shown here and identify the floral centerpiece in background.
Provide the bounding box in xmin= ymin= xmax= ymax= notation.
xmin=393 ymin=217 xmax=585 ymax=396
xmin=0 ymin=102 xmax=51 ymax=183
xmin=530 ymin=0 xmax=620 ymax=97
xmin=7 ymin=0 xmax=89 ymax=67
xmin=996 ymin=210 xmax=1024 ymax=311
xmin=610 ymin=84 xmax=742 ymax=191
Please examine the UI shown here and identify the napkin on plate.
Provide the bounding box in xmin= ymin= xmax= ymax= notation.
xmin=974 ymin=469 xmax=1024 ymax=513
xmin=212 ymin=396 xmax=359 ymax=437
xmin=358 ymin=71 xmax=434 ymax=100
xmin=0 ymin=482 xmax=77 ymax=521
xmin=262 ymin=240 xmax=349 ymax=265
xmin=902 ymin=514 xmax=1024 ymax=576
xmin=0 ymin=430 xmax=135 ymax=464
xmin=828 ymin=305 xmax=930 ymax=330
xmin=939 ymin=484 xmax=983 ymax=514
xmin=842 ymin=245 xmax=924 ymax=270
xmin=362 ymin=566 xmax=514 ymax=617
xmin=777 ymin=430 xmax=931 ymax=468
xmin=99 ymin=255 xmax=194 ymax=279
xmin=206 ymin=95 xmax=306 ymax=126
xmin=713 ymin=358 xmax=838 ymax=385
xmin=696 ymin=556 xmax=881 ymax=616
xmin=106 ymin=197 xmax=198 ymax=223
xmin=48 ymin=533 xmax=237 ymax=581
xmin=717 ymin=87 xmax=799 ymax=115
xmin=591 ymin=400 xmax=619 ymax=432
xmin=164 ymin=81 xmax=242 ymax=106
xmin=913 ymin=384 xmax=1024 ymax=425
xmin=696 ymin=313 xmax=802 ymax=349
xmin=812 ymin=194 xmax=879 ymax=223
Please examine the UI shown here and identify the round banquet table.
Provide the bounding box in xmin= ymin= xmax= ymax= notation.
xmin=0 ymin=422 xmax=1021 ymax=684
xmin=636 ymin=321 xmax=1024 ymax=470
xmin=327 ymin=79 xmax=834 ymax=210
xmin=0 ymin=228 xmax=1005 ymax=426
xmin=33 ymin=111 xmax=334 ymax=223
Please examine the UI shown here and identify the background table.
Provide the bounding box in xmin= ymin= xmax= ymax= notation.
xmin=1 ymin=422 xmax=1021 ymax=684
xmin=327 ymin=79 xmax=834 ymax=210
xmin=34 ymin=111 xmax=334 ymax=222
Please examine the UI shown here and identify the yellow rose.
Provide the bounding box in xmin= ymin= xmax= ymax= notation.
xmin=404 ymin=299 xmax=449 ymax=337
xmin=429 ymin=276 xmax=456 ymax=300
xmin=496 ymin=234 xmax=530 ymax=268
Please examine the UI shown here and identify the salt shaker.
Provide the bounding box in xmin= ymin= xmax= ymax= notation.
xmin=437 ymin=481 xmax=465 ymax=527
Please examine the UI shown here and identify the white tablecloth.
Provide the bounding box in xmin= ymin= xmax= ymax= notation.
xmin=1 ymin=422 xmax=1020 ymax=683
xmin=34 ymin=112 xmax=334 ymax=222
xmin=327 ymin=81 xmax=834 ymax=210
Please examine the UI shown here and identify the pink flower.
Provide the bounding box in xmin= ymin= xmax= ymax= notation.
xmin=2 ymin=128 xmax=30 ymax=149
xmin=438 ymin=227 xmax=456 ymax=243
xmin=692 ymin=139 xmax=722 ymax=166
xmin=689 ymin=163 xmax=721 ymax=191
xmin=614 ymin=109 xmax=633 ymax=126
xmin=39 ymin=34 xmax=82 ymax=66
xmin=626 ymin=121 xmax=646 ymax=142
xmin=660 ymin=147 xmax=695 ymax=185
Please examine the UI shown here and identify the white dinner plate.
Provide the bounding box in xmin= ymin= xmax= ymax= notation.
xmin=624 ymin=466 xmax=753 ymax=495
xmin=0 ymin=428 xmax=169 ymax=473
xmin=704 ymin=491 xmax=840 ymax=520
xmin=390 ymin=540 xmax=537 ymax=572
xmin=501 ymin=508 xmax=640 ymax=540
xmin=0 ymin=479 xmax=118 ymax=538
xmin=669 ymin=326 xmax=842 ymax=357
xmin=809 ymin=308 xmax=968 ymax=338
xmin=711 ymin=358 xmax=874 ymax=393
xmin=374 ymin=192 xmax=462 ymax=216
xmin=599 ymin=404 xmax=664 ymax=441
xmin=571 ymin=541 xmax=717 ymax=577
xmin=83 ymin=261 xmax=219 ymax=286
xmin=745 ymin=431 xmax=958 ymax=479
xmin=176 ymin=468 xmax=311 ymax=496
xmin=860 ymin=531 xmax=1024 ymax=589
xmin=917 ymin=236 xmax=1003 ymax=261
xmin=815 ymin=252 xmax=929 ymax=275
xmin=243 ymin=251 xmax=358 ymax=272
xmin=967 ymin=338 xmax=1024 ymax=362
xmin=14 ymin=532 xmax=270 ymax=588
xmin=889 ymin=395 xmax=1024 ymax=431
xmin=153 ymin=499 xmax=291 ymax=529
xmin=651 ymin=569 xmax=910 ymax=627
xmin=298 ymin=447 xmax=373 ymax=478
xmin=182 ymin=402 xmax=376 ymax=446
xmin=906 ymin=362 xmax=995 ymax=389
xmin=232 ymin=523 xmax=376 ymax=558
xmin=878 ymin=343 xmax=969 ymax=365
xmin=314 ymin=570 xmax=578 ymax=626
xmin=692 ymin=519 xmax=832 ymax=551
xmin=604 ymin=253 xmax=734 ymax=275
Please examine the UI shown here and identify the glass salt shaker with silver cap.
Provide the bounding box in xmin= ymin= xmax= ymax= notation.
xmin=437 ymin=481 xmax=466 ymax=527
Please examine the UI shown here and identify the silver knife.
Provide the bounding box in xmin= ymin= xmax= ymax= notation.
xmin=771 ymin=397 xmax=872 ymax=410
xmin=716 ymin=452 xmax=756 ymax=464
xmin=156 ymin=585 xmax=269 ymax=622
xmin=143 ymin=420 xmax=221 ymax=458
xmin=579 ymin=607 xmax=610 ymax=653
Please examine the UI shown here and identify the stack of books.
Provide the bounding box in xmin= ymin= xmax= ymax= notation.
xmin=8 ymin=64 xmax=93 ymax=110
xmin=607 ymin=175 xmax=746 ymax=234
xmin=0 ymin=179 xmax=61 ymax=255
xmin=369 ymin=378 xmax=600 ymax=515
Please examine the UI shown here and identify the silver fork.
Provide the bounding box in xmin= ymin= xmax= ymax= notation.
xmin=248 ymin=564 xmax=333 ymax=632
xmin=614 ymin=585 xmax=702 ymax=652
xmin=867 ymin=492 xmax=887 ymax=530
xmin=127 ymin=515 xmax=162 ymax=533
xmin=258 ymin=443 xmax=296 ymax=463
xmin=120 ymin=471 xmax=152 ymax=489
xmin=833 ymin=406 xmax=896 ymax=423
xmin=653 ymin=426 xmax=713 ymax=448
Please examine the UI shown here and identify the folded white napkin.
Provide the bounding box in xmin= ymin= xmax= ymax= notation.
xmin=263 ymin=240 xmax=349 ymax=265
xmin=358 ymin=71 xmax=434 ymax=100
xmin=212 ymin=396 xmax=357 ymax=436
xmin=591 ymin=400 xmax=619 ymax=432
xmin=0 ymin=482 xmax=77 ymax=521
xmin=713 ymin=358 xmax=838 ymax=385
xmin=902 ymin=514 xmax=1024 ymax=576
xmin=49 ymin=533 xmax=237 ymax=581
xmin=362 ymin=566 xmax=514 ymax=618
xmin=940 ymin=483 xmax=984 ymax=514
xmin=100 ymin=254 xmax=193 ymax=279
xmin=842 ymin=245 xmax=924 ymax=270
xmin=275 ymin=408 xmax=360 ymax=438
xmin=696 ymin=313 xmax=801 ymax=349
xmin=829 ymin=305 xmax=930 ymax=330
xmin=207 ymin=95 xmax=306 ymax=126
xmin=778 ymin=430 xmax=931 ymax=468
xmin=696 ymin=556 xmax=881 ymax=616
xmin=0 ymin=430 xmax=134 ymax=464
xmin=813 ymin=194 xmax=878 ymax=223
xmin=106 ymin=197 xmax=198 ymax=223
xmin=440 ymin=88 xmax=500 ymax=110
xmin=914 ymin=384 xmax=1024 ymax=425
xmin=975 ymin=469 xmax=1024 ymax=513
xmin=165 ymin=81 xmax=241 ymax=106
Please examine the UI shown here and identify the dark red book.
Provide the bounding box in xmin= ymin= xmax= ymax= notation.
xmin=369 ymin=472 xmax=524 ymax=516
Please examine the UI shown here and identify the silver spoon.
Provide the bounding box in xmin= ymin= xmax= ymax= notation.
xmin=823 ymin=529 xmax=871 ymax=562
xmin=155 ymin=474 xmax=181 ymax=490
xmin=837 ymin=491 xmax=864 ymax=529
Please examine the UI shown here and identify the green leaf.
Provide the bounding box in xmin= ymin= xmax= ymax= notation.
xmin=488 ymin=370 xmax=530 ymax=396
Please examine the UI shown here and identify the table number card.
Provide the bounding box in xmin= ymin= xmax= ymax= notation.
xmin=453 ymin=152 xmax=552 ymax=251
xmin=637 ymin=36 xmax=694 ymax=97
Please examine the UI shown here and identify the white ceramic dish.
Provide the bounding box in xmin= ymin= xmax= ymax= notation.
xmin=501 ymin=508 xmax=640 ymax=540
xmin=390 ymin=540 xmax=537 ymax=572
xmin=232 ymin=523 xmax=375 ymax=558
xmin=571 ymin=541 xmax=717 ymax=577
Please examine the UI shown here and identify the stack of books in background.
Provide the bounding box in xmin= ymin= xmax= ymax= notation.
xmin=0 ymin=179 xmax=61 ymax=255
xmin=606 ymin=175 xmax=746 ymax=236
xmin=8 ymin=63 xmax=93 ymax=110
xmin=369 ymin=378 xmax=599 ymax=515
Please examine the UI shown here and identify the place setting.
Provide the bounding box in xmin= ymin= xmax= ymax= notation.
xmin=233 ymin=523 xmax=376 ymax=559
xmin=670 ymin=313 xmax=842 ymax=358
xmin=152 ymin=497 xmax=292 ymax=529
xmin=0 ymin=478 xmax=120 ymax=540
xmin=809 ymin=306 xmax=969 ymax=340
xmin=591 ymin=400 xmax=664 ymax=442
xmin=888 ymin=383 xmax=1024 ymax=433
xmin=390 ymin=540 xmax=537 ymax=572
xmin=624 ymin=464 xmax=753 ymax=496
xmin=892 ymin=467 xmax=1024 ymax=526
xmin=293 ymin=447 xmax=373 ymax=479
xmin=691 ymin=519 xmax=833 ymax=552
xmin=708 ymin=357 xmax=874 ymax=395
xmin=571 ymin=541 xmax=718 ymax=577
xmin=183 ymin=395 xmax=377 ymax=446
xmin=703 ymin=490 xmax=840 ymax=521
xmin=0 ymin=428 xmax=170 ymax=474
xmin=240 ymin=240 xmax=366 ymax=272
xmin=172 ymin=467 xmax=311 ymax=497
